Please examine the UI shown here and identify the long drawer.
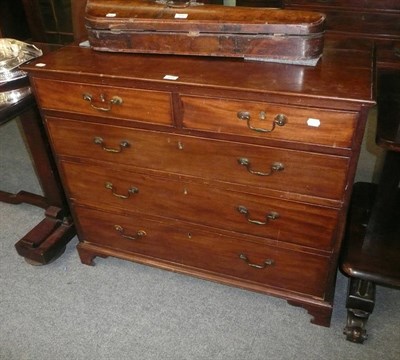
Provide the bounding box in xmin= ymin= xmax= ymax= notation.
xmin=75 ymin=205 xmax=330 ymax=298
xmin=61 ymin=161 xmax=339 ymax=250
xmin=47 ymin=118 xmax=349 ymax=202
xmin=180 ymin=95 xmax=358 ymax=149
xmin=33 ymin=79 xmax=173 ymax=125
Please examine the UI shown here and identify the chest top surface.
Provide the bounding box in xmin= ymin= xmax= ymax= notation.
xmin=23 ymin=37 xmax=375 ymax=109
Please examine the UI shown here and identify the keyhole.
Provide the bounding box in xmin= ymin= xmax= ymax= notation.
xmin=259 ymin=111 xmax=266 ymax=120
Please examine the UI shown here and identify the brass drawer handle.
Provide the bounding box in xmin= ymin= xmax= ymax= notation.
xmin=239 ymin=253 xmax=274 ymax=269
xmin=114 ymin=225 xmax=146 ymax=240
xmin=105 ymin=182 xmax=139 ymax=199
xmin=237 ymin=111 xmax=287 ymax=133
xmin=83 ymin=93 xmax=123 ymax=112
xmin=394 ymin=47 xmax=400 ymax=58
xmin=237 ymin=205 xmax=279 ymax=225
xmin=93 ymin=136 xmax=129 ymax=153
xmin=238 ymin=157 xmax=284 ymax=176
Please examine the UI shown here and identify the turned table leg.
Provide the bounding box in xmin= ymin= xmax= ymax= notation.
xmin=343 ymin=277 xmax=375 ymax=343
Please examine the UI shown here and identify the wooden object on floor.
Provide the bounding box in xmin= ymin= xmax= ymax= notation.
xmin=341 ymin=171 xmax=400 ymax=343
xmin=0 ymin=45 xmax=76 ymax=265
xmin=22 ymin=37 xmax=375 ymax=327
xmin=340 ymin=49 xmax=400 ymax=343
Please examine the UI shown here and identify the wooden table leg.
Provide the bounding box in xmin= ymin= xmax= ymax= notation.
xmin=343 ymin=277 xmax=375 ymax=344
xmin=15 ymin=206 xmax=75 ymax=265
xmin=3 ymin=103 xmax=76 ymax=265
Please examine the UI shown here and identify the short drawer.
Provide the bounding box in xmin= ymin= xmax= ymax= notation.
xmin=62 ymin=161 xmax=339 ymax=250
xmin=75 ymin=206 xmax=330 ymax=298
xmin=47 ymin=118 xmax=349 ymax=201
xmin=33 ymin=78 xmax=173 ymax=125
xmin=180 ymin=95 xmax=358 ymax=149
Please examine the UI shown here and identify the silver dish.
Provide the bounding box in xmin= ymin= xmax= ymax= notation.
xmin=0 ymin=68 xmax=28 ymax=84
xmin=0 ymin=86 xmax=32 ymax=108
xmin=0 ymin=38 xmax=42 ymax=72
xmin=0 ymin=39 xmax=42 ymax=85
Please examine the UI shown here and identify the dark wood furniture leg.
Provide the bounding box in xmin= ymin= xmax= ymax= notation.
xmin=343 ymin=277 xmax=376 ymax=343
xmin=1 ymin=96 xmax=75 ymax=265
xmin=340 ymin=43 xmax=400 ymax=343
xmin=16 ymin=104 xmax=76 ymax=264
xmin=341 ymin=127 xmax=400 ymax=344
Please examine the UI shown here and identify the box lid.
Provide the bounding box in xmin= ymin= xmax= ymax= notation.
xmin=85 ymin=0 xmax=326 ymax=36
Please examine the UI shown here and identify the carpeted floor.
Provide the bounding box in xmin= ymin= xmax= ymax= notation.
xmin=1 ymin=119 xmax=399 ymax=360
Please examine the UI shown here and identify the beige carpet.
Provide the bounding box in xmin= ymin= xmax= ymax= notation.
xmin=1 ymin=119 xmax=399 ymax=360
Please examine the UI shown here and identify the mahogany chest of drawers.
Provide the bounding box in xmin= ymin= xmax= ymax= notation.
xmin=22 ymin=37 xmax=375 ymax=327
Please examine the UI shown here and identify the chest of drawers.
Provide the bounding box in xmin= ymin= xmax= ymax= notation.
xmin=22 ymin=37 xmax=375 ymax=327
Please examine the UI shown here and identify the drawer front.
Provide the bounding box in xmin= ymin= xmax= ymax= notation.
xmin=180 ymin=95 xmax=357 ymax=149
xmin=47 ymin=118 xmax=349 ymax=201
xmin=62 ymin=161 xmax=339 ymax=250
xmin=75 ymin=206 xmax=330 ymax=298
xmin=33 ymin=79 xmax=173 ymax=125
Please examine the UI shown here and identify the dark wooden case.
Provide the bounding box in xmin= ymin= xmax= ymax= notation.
xmin=85 ymin=0 xmax=326 ymax=65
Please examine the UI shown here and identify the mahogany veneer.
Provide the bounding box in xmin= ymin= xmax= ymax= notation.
xmin=22 ymin=37 xmax=375 ymax=326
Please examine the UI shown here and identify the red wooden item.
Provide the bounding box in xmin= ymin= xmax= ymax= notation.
xmin=85 ymin=0 xmax=326 ymax=65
